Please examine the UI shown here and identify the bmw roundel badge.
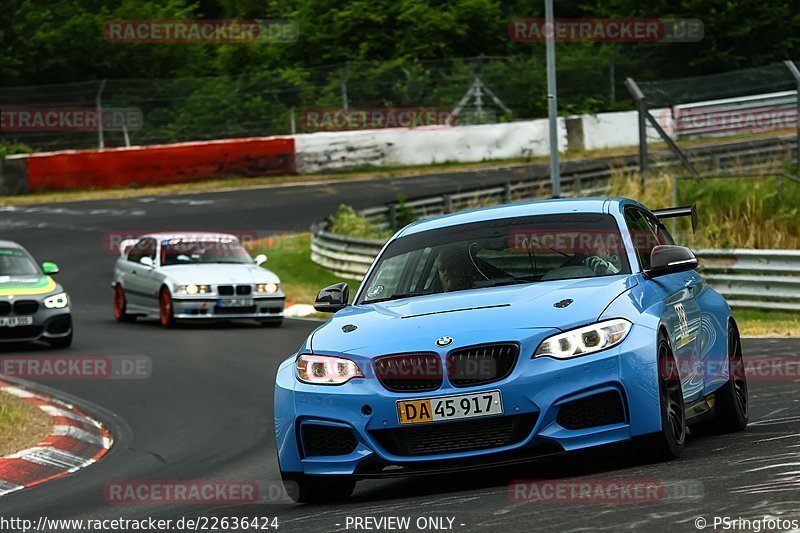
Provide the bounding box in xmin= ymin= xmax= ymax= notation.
xmin=435 ymin=336 xmax=453 ymax=347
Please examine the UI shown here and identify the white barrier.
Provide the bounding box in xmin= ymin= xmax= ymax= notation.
xmin=295 ymin=118 xmax=568 ymax=174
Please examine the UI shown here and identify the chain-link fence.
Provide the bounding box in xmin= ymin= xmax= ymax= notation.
xmin=0 ymin=54 xmax=630 ymax=152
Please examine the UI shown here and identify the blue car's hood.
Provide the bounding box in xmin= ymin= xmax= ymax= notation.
xmin=310 ymin=275 xmax=636 ymax=357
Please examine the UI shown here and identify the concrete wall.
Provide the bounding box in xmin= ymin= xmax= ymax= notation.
xmin=18 ymin=137 xmax=295 ymax=193
xmin=295 ymin=118 xmax=568 ymax=174
xmin=567 ymin=108 xmax=674 ymax=152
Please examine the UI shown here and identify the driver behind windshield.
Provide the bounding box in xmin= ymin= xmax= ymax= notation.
xmin=436 ymin=245 xmax=477 ymax=292
xmin=583 ymin=240 xmax=621 ymax=276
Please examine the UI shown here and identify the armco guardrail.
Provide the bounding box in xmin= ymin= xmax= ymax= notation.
xmin=673 ymin=90 xmax=798 ymax=138
xmin=311 ymin=227 xmax=800 ymax=311
xmin=696 ymin=249 xmax=800 ymax=311
xmin=310 ymin=135 xmax=799 ymax=310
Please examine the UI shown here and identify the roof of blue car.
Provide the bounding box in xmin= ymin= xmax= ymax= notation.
xmin=399 ymin=197 xmax=623 ymax=236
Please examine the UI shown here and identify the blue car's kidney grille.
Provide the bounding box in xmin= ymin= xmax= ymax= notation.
xmin=373 ymin=414 xmax=537 ymax=456
xmin=447 ymin=343 xmax=519 ymax=387
xmin=373 ymin=353 xmax=442 ymax=392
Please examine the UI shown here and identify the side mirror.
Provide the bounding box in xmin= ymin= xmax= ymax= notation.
xmin=645 ymin=245 xmax=698 ymax=279
xmin=140 ymin=256 xmax=155 ymax=268
xmin=254 ymin=254 xmax=268 ymax=266
xmin=41 ymin=262 xmax=59 ymax=275
xmin=314 ymin=282 xmax=350 ymax=313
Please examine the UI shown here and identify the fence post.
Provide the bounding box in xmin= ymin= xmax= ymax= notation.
xmin=504 ymin=182 xmax=512 ymax=203
xmin=290 ymin=107 xmax=296 ymax=134
xmin=96 ymin=79 xmax=107 ymax=150
xmin=625 ymin=77 xmax=648 ymax=190
xmin=443 ymin=194 xmax=453 ymax=214
xmin=784 ymin=60 xmax=800 ymax=176
xmin=340 ymin=62 xmax=350 ymax=113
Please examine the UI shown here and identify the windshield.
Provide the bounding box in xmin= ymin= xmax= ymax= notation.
xmin=0 ymin=248 xmax=40 ymax=276
xmin=160 ymin=237 xmax=253 ymax=266
xmin=359 ymin=213 xmax=630 ymax=304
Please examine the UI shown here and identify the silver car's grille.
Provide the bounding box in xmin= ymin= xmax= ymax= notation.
xmin=0 ymin=302 xmax=10 ymax=315
xmin=217 ymin=285 xmax=252 ymax=296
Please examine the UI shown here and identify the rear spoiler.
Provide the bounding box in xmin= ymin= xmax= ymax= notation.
xmin=652 ymin=204 xmax=698 ymax=234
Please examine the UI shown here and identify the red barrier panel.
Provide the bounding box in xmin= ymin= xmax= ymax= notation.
xmin=25 ymin=137 xmax=295 ymax=192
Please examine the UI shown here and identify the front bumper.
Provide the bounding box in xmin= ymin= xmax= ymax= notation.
xmin=275 ymin=323 xmax=662 ymax=477
xmin=0 ymin=305 xmax=72 ymax=344
xmin=171 ymin=295 xmax=285 ymax=320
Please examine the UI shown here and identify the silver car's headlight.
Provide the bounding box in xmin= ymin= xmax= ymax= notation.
xmin=44 ymin=292 xmax=69 ymax=309
xmin=534 ymin=319 xmax=632 ymax=359
xmin=176 ymin=284 xmax=211 ymax=295
xmin=256 ymin=282 xmax=279 ymax=294
xmin=296 ymin=354 xmax=364 ymax=385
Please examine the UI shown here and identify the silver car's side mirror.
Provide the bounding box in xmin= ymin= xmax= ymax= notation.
xmin=140 ymin=256 xmax=155 ymax=268
xmin=254 ymin=254 xmax=268 ymax=266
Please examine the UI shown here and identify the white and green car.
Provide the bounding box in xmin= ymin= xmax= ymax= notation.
xmin=0 ymin=240 xmax=72 ymax=348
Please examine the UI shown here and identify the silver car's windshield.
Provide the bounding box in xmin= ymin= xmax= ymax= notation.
xmin=160 ymin=238 xmax=253 ymax=266
xmin=0 ymin=248 xmax=40 ymax=276
xmin=359 ymin=213 xmax=633 ymax=304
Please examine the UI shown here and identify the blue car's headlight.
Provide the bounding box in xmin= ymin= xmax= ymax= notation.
xmin=534 ymin=318 xmax=632 ymax=359
xmin=296 ymin=354 xmax=364 ymax=385
xmin=44 ymin=292 xmax=69 ymax=309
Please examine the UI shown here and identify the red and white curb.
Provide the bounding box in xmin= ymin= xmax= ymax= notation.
xmin=0 ymin=379 xmax=112 ymax=497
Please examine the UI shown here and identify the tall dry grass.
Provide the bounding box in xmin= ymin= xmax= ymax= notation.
xmin=608 ymin=168 xmax=800 ymax=249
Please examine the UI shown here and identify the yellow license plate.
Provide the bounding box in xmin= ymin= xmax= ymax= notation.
xmin=397 ymin=390 xmax=503 ymax=425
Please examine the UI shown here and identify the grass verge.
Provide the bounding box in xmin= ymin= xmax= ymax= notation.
xmin=735 ymin=309 xmax=800 ymax=337
xmin=0 ymin=390 xmax=52 ymax=456
xmin=248 ymin=233 xmax=356 ymax=306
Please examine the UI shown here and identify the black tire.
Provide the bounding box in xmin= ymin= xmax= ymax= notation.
xmin=694 ymin=321 xmax=748 ymax=434
xmin=281 ymin=472 xmax=356 ymax=504
xmin=46 ymin=330 xmax=73 ymax=349
xmin=637 ymin=332 xmax=686 ymax=461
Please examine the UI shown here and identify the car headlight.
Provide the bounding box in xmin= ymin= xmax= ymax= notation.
xmin=44 ymin=292 xmax=69 ymax=309
xmin=296 ymin=354 xmax=364 ymax=385
xmin=176 ymin=284 xmax=210 ymax=295
xmin=256 ymin=282 xmax=279 ymax=294
xmin=534 ymin=318 xmax=632 ymax=359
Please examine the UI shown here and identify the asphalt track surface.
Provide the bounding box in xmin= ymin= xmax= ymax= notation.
xmin=0 ymin=169 xmax=798 ymax=532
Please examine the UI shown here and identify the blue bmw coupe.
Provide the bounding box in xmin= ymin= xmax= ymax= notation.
xmin=275 ymin=197 xmax=748 ymax=503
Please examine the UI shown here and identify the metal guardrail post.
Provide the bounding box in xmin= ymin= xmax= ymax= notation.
xmin=504 ymin=182 xmax=512 ymax=203
xmin=784 ymin=60 xmax=800 ymax=176
xmin=388 ymin=203 xmax=397 ymax=231
xmin=625 ymin=77 xmax=648 ymax=189
xmin=444 ymin=194 xmax=453 ymax=214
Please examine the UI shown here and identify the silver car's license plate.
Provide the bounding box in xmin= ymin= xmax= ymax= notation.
xmin=217 ymin=298 xmax=253 ymax=308
xmin=0 ymin=316 xmax=34 ymax=328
